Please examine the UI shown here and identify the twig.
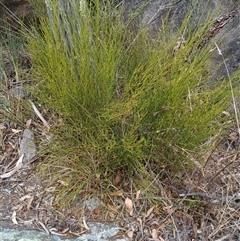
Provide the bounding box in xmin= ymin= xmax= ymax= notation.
xmin=0 ymin=154 xmax=24 ymax=179
xmin=171 ymin=215 xmax=181 ymax=241
xmin=175 ymin=188 xmax=240 ymax=208
xmin=82 ymin=216 xmax=90 ymax=230
xmin=206 ymin=153 xmax=237 ymax=184
xmin=37 ymin=220 xmax=50 ymax=234
xmin=203 ymin=139 xmax=222 ymax=169
xmin=214 ymin=235 xmax=232 ymax=241
xmin=29 ymin=100 xmax=50 ymax=130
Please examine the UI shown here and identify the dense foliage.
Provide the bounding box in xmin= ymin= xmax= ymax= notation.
xmin=26 ymin=0 xmax=236 ymax=202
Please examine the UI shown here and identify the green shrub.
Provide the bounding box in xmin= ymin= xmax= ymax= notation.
xmin=26 ymin=0 xmax=237 ymax=202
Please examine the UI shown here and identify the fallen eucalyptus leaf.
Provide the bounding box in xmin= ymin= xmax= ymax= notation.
xmin=125 ymin=197 xmax=134 ymax=216
xmin=145 ymin=206 xmax=155 ymax=218
xmin=163 ymin=206 xmax=174 ymax=215
xmin=127 ymin=230 xmax=134 ymax=239
xmin=136 ymin=190 xmax=141 ymax=201
xmin=0 ymin=154 xmax=24 ymax=179
xmin=151 ymin=228 xmax=158 ymax=239
xmin=110 ymin=190 xmax=123 ymax=197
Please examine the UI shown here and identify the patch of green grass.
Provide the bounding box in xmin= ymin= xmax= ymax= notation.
xmin=25 ymin=0 xmax=238 ymax=205
xmin=183 ymin=197 xmax=202 ymax=208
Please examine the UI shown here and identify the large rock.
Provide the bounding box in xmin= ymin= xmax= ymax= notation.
xmin=125 ymin=0 xmax=240 ymax=77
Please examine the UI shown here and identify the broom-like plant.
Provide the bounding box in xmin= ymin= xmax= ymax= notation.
xmin=26 ymin=0 xmax=238 ymax=203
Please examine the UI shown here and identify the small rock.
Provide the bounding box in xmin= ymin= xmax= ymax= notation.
xmin=85 ymin=197 xmax=103 ymax=212
xmin=20 ymin=128 xmax=36 ymax=164
xmin=10 ymin=85 xmax=26 ymax=99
